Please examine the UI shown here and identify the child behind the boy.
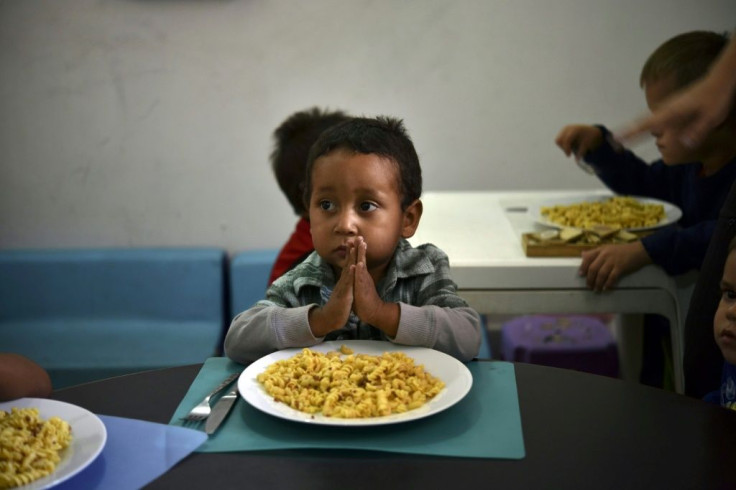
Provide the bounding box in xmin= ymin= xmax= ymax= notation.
xmin=269 ymin=107 xmax=351 ymax=285
xmin=704 ymin=235 xmax=736 ymax=410
xmin=225 ymin=116 xmax=481 ymax=363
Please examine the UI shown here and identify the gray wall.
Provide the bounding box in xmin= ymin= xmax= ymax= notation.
xmin=1 ymin=0 xmax=733 ymax=253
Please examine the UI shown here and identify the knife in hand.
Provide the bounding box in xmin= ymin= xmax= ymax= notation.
xmin=205 ymin=383 xmax=240 ymax=435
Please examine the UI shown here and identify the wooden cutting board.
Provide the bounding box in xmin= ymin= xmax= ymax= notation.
xmin=521 ymin=232 xmax=648 ymax=257
xmin=521 ymin=234 xmax=596 ymax=257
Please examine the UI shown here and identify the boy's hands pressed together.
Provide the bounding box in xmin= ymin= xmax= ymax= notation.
xmin=579 ymin=241 xmax=652 ymax=292
xmin=555 ymin=125 xmax=604 ymax=160
xmin=308 ymin=246 xmax=356 ymax=337
xmin=351 ymin=237 xmax=400 ymax=337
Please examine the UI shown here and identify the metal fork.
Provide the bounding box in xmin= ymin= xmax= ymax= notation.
xmin=180 ymin=372 xmax=240 ymax=422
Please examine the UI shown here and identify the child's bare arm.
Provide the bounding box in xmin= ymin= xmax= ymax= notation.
xmin=579 ymin=242 xmax=652 ymax=292
xmin=0 ymin=353 xmax=52 ymax=401
xmin=555 ymin=124 xmax=604 ymax=159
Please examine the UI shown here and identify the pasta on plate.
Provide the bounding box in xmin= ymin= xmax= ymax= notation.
xmin=0 ymin=407 xmax=72 ymax=489
xmin=257 ymin=345 xmax=445 ymax=418
xmin=541 ymin=196 xmax=665 ymax=229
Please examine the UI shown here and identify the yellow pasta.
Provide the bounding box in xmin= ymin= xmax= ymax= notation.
xmin=257 ymin=346 xmax=445 ymax=418
xmin=0 ymin=407 xmax=72 ymax=489
xmin=541 ymin=196 xmax=665 ymax=229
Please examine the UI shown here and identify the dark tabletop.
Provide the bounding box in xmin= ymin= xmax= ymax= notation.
xmin=51 ymin=362 xmax=736 ymax=490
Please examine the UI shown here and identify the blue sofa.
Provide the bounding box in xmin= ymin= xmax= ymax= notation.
xmin=228 ymin=249 xmax=279 ymax=321
xmin=0 ymin=248 xmax=226 ymax=389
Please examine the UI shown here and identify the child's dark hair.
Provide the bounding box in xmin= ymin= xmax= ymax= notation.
xmin=304 ymin=116 xmax=422 ymax=210
xmin=640 ymin=31 xmax=730 ymax=90
xmin=270 ymin=107 xmax=350 ymax=216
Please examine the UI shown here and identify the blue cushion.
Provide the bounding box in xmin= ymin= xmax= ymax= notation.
xmin=228 ymin=249 xmax=278 ymax=320
xmin=0 ymin=248 xmax=226 ymax=388
xmin=4 ymin=319 xmax=217 ymax=368
xmin=0 ymin=249 xmax=225 ymax=321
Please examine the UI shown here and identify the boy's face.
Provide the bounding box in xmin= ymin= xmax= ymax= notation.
xmin=307 ymin=149 xmax=421 ymax=282
xmin=644 ymin=77 xmax=700 ymax=165
xmin=715 ymin=250 xmax=736 ymax=365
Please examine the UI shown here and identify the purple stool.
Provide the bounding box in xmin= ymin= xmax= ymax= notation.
xmin=500 ymin=315 xmax=619 ymax=377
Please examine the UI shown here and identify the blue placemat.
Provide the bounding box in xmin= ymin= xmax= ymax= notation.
xmin=58 ymin=415 xmax=206 ymax=490
xmin=170 ymin=357 xmax=525 ymax=459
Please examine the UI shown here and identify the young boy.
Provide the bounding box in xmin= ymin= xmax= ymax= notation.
xmin=269 ymin=107 xmax=351 ymax=285
xmin=704 ymin=236 xmax=736 ymax=411
xmin=225 ymin=116 xmax=482 ymax=363
xmin=556 ymin=30 xmax=736 ymax=291
xmin=555 ymin=31 xmax=736 ymax=388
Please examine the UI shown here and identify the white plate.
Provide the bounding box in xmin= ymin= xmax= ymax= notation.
xmin=0 ymin=398 xmax=106 ymax=489
xmin=528 ymin=194 xmax=682 ymax=231
xmin=239 ymin=340 xmax=473 ymax=426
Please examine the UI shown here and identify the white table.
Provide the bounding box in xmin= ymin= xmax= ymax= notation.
xmin=409 ymin=190 xmax=696 ymax=393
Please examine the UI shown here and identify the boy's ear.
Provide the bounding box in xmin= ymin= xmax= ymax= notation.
xmin=401 ymin=199 xmax=423 ymax=238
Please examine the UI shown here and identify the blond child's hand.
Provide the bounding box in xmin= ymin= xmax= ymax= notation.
xmin=579 ymin=241 xmax=652 ymax=292
xmin=555 ymin=125 xmax=604 ymax=160
xmin=351 ymin=237 xmax=400 ymax=337
xmin=307 ymin=244 xmax=356 ymax=337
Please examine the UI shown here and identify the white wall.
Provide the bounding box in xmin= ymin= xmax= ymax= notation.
xmin=1 ymin=0 xmax=733 ymax=253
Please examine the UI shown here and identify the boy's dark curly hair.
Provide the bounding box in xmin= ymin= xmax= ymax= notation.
xmin=270 ymin=107 xmax=350 ymax=216
xmin=304 ymin=116 xmax=423 ymax=211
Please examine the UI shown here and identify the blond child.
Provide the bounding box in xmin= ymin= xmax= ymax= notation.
xmin=556 ymin=31 xmax=736 ymax=292
xmin=556 ymin=31 xmax=736 ymax=388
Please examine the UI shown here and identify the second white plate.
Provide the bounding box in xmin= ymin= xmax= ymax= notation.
xmin=239 ymin=340 xmax=473 ymax=426
xmin=528 ymin=194 xmax=682 ymax=231
xmin=0 ymin=398 xmax=107 ymax=489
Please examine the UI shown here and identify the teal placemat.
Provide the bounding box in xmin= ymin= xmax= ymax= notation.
xmin=170 ymin=357 xmax=525 ymax=459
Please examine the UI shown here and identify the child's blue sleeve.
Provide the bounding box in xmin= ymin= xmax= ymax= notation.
xmin=641 ymin=220 xmax=717 ymax=275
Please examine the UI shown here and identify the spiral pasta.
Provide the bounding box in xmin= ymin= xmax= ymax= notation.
xmin=0 ymin=407 xmax=72 ymax=489
xmin=541 ymin=196 xmax=665 ymax=229
xmin=257 ymin=346 xmax=445 ymax=418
